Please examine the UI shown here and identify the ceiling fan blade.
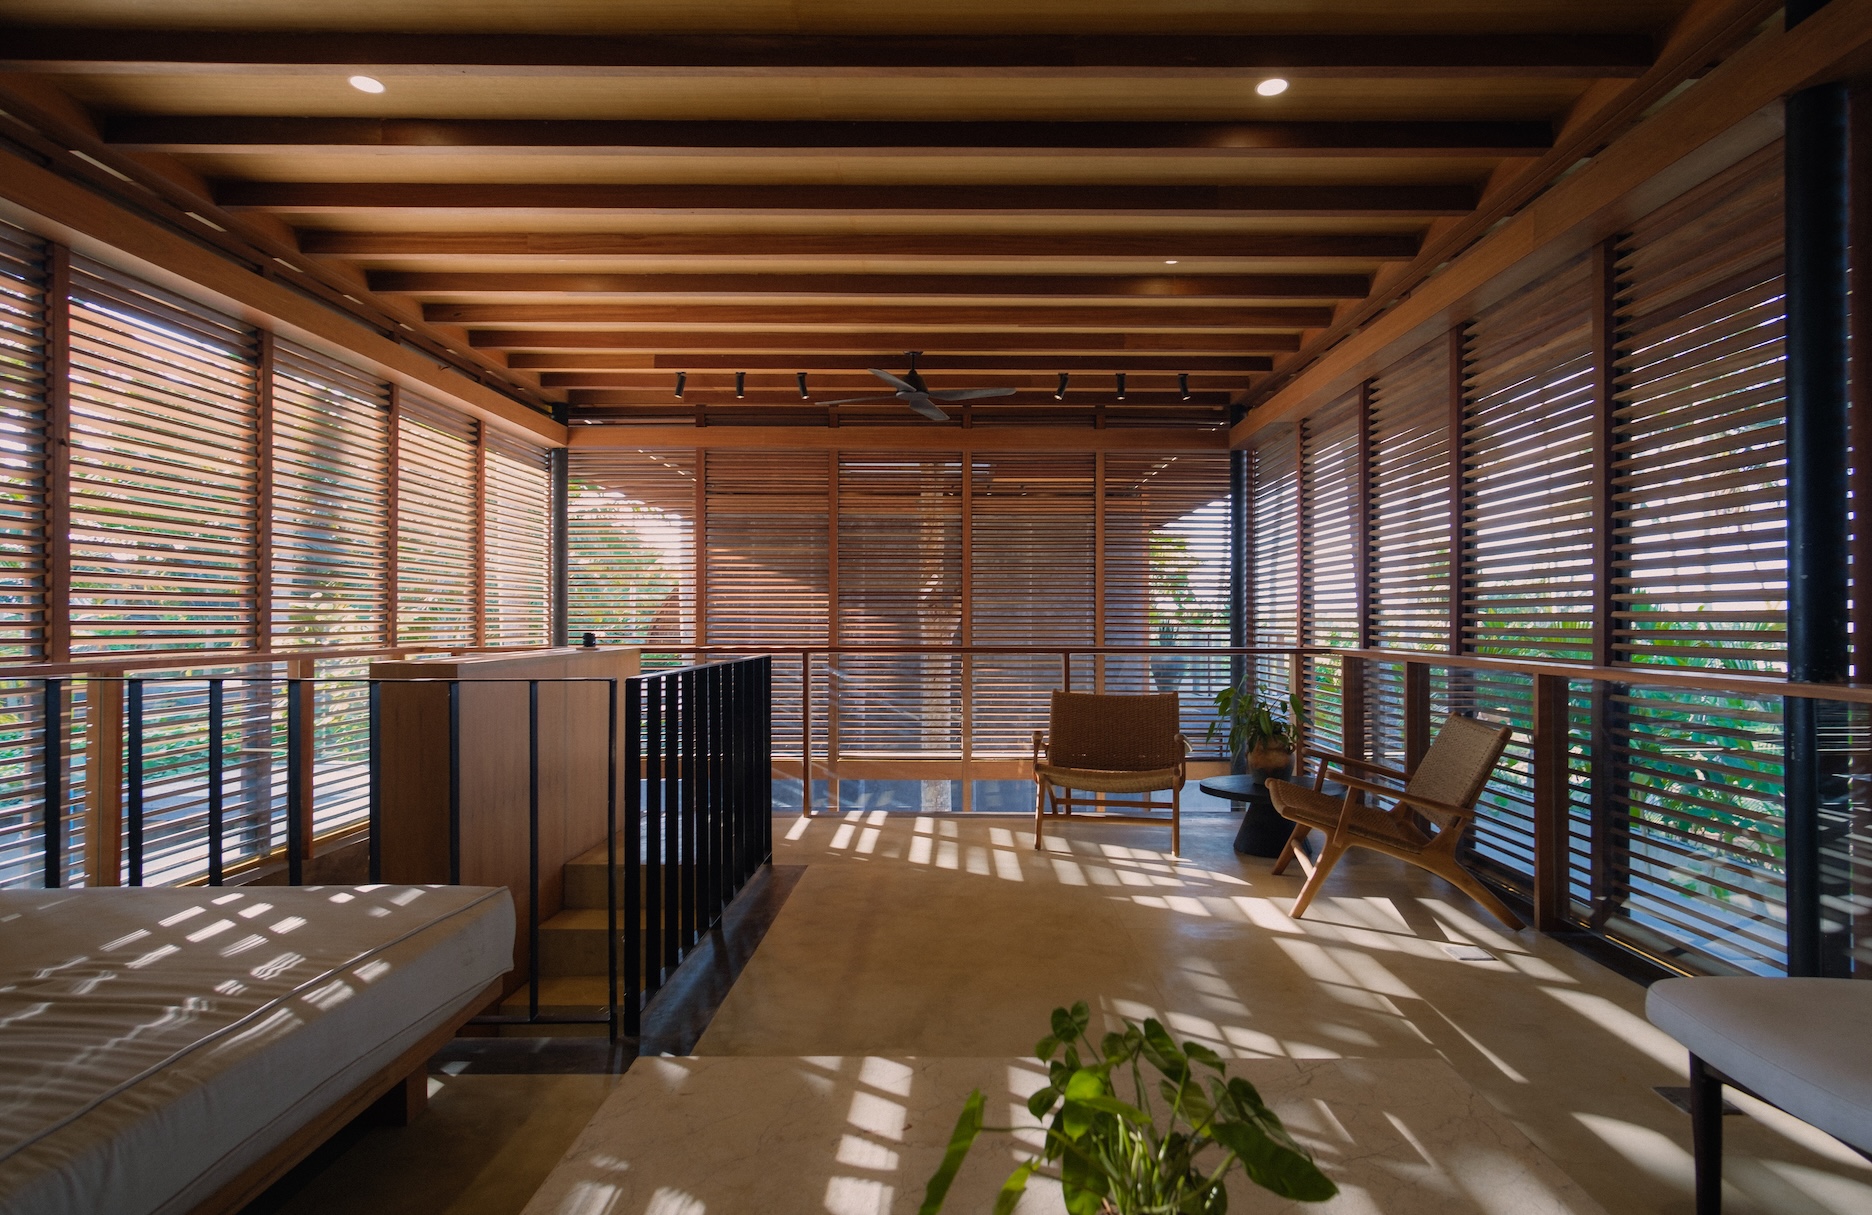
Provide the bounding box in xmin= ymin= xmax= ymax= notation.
xmin=819 ymin=395 xmax=901 ymax=406
xmin=928 ymin=387 xmax=1017 ymax=401
xmin=869 ymin=369 xmax=921 ymax=394
xmin=903 ymin=394 xmax=951 ymax=422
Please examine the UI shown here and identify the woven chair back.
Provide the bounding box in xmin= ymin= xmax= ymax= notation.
xmin=1404 ymin=714 xmax=1513 ymax=827
xmin=1047 ymin=691 xmax=1182 ymax=771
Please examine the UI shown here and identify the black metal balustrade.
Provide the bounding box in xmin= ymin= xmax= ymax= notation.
xmin=17 ymin=657 xmax=775 ymax=1043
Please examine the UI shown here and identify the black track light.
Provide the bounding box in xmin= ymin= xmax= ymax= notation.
xmin=1115 ymin=373 xmax=1127 ymax=401
xmin=797 ymin=372 xmax=810 ymax=399
xmin=735 ymin=371 xmax=746 ymax=399
xmin=674 ymin=371 xmax=686 ymax=399
xmin=1179 ymin=373 xmax=1191 ymax=401
xmin=1054 ymin=373 xmax=1069 ymax=400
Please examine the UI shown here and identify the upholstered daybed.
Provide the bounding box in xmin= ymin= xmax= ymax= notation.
xmin=0 ymin=883 xmax=513 ymax=1215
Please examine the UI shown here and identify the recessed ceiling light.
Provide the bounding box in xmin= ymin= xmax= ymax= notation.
xmin=1256 ymin=77 xmax=1289 ymax=97
xmin=1164 ymin=259 xmax=1179 ymax=265
xmin=348 ymin=75 xmax=386 ymax=94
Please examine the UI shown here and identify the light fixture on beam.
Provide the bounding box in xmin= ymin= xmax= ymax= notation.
xmin=1115 ymin=373 xmax=1127 ymax=401
xmin=348 ymin=75 xmax=386 ymax=94
xmin=1256 ymin=77 xmax=1288 ymax=97
xmin=735 ymin=371 xmax=746 ymax=399
xmin=674 ymin=371 xmax=686 ymax=399
xmin=797 ymin=372 xmax=810 ymax=399
xmin=1179 ymin=373 xmax=1191 ymax=401
xmin=1054 ymin=373 xmax=1069 ymax=401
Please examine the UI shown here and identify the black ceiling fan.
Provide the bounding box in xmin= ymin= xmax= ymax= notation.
xmin=818 ymin=351 xmax=1016 ymax=421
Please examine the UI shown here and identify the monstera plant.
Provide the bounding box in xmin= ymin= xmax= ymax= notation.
xmin=919 ymin=1001 xmax=1336 ymax=1215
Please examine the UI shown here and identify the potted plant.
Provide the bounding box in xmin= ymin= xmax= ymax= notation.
xmin=920 ymin=1001 xmax=1336 ymax=1215
xmin=1209 ymin=682 xmax=1303 ymax=775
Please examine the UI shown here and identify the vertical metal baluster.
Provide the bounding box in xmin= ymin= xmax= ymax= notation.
xmin=42 ymin=678 xmax=61 ymax=889
xmin=127 ymin=679 xmax=144 ymax=887
xmin=644 ymin=675 xmax=664 ymax=997
xmin=702 ymin=663 xmax=717 ymax=923
xmin=717 ymin=663 xmax=730 ymax=910
xmin=624 ymin=675 xmax=643 ymax=1037
xmin=528 ymin=679 xmax=541 ymax=1023
xmin=764 ymin=656 xmax=774 ymax=863
xmin=367 ymin=678 xmax=382 ymax=882
xmin=287 ymin=675 xmax=305 ymax=885
xmin=728 ymin=661 xmax=743 ymax=894
xmin=606 ymin=676 xmax=621 ymax=1042
xmin=681 ymin=667 xmax=698 ymax=952
xmin=208 ymin=678 xmax=225 ymax=886
xmin=664 ymin=671 xmax=681 ymax=968
xmin=448 ymin=681 xmax=462 ymax=884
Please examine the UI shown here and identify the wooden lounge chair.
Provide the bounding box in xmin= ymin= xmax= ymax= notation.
xmin=1033 ymin=691 xmax=1189 ymax=855
xmin=1267 ymin=714 xmax=1521 ymax=928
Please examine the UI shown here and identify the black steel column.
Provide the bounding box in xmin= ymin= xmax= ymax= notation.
xmin=1228 ymin=443 xmax=1249 ymax=775
xmin=549 ymin=447 xmax=569 ymax=648
xmin=1783 ymin=0 xmax=1852 ymax=978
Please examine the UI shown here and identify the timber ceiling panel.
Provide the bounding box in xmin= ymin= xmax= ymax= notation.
xmin=0 ymin=0 xmax=1709 ymax=432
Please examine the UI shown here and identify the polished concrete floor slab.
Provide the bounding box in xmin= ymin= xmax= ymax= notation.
xmin=522 ymin=1055 xmax=1607 ymax=1215
xmin=683 ymin=811 xmax=1872 ymax=1215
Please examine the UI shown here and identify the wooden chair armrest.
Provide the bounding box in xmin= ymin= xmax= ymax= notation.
xmin=1302 ymin=746 xmax=1410 ymax=782
xmin=1177 ymin=733 xmax=1193 ymax=756
xmin=1326 ymin=771 xmax=1474 ymax=821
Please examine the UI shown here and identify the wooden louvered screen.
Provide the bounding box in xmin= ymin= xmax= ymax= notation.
xmin=1364 ymin=336 xmax=1455 ymax=762
xmin=1462 ymin=255 xmax=1598 ymax=663
xmin=1452 ymin=254 xmax=1600 ymax=887
xmin=566 ymin=448 xmax=697 ymax=649
xmin=835 ymin=454 xmax=963 ymax=767
xmin=270 ymin=339 xmax=390 ymax=646
xmin=395 ymin=393 xmax=478 ymax=645
xmin=1248 ymin=426 xmax=1299 ymax=702
xmin=0 ymin=223 xmax=46 ymax=659
xmin=1614 ymin=145 xmax=1787 ymax=672
xmin=971 ymin=454 xmax=1095 ymax=764
xmin=1301 ymin=394 xmax=1360 ymax=751
xmin=0 ymin=223 xmax=47 ymax=888
xmin=67 ymin=257 xmax=259 ymax=653
xmin=1101 ymin=452 xmax=1232 ymax=745
xmin=483 ymin=429 xmax=553 ymax=645
xmin=704 ymin=450 xmax=829 ymax=762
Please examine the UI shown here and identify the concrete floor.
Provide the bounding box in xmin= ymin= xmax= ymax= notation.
xmin=263 ymin=808 xmax=1872 ymax=1215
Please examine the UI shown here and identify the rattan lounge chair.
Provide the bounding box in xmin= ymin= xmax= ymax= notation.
xmin=1033 ymin=691 xmax=1190 ymax=855
xmin=1267 ymin=714 xmax=1521 ymax=928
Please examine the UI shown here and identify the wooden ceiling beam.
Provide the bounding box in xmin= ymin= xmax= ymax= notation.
xmin=302 ymin=230 xmax=1422 ymax=260
xmin=512 ymin=352 xmax=1283 ymax=371
xmin=424 ymin=301 xmax=1338 ymax=329
xmin=377 ymin=272 xmax=1366 ymax=299
xmin=219 ymin=181 xmax=1477 ymax=217
xmin=108 ymin=116 xmax=1552 ymax=157
xmin=471 ymin=329 xmax=1314 ymax=352
xmin=570 ymin=389 xmax=1235 ymax=406
xmin=0 ymin=30 xmax=1655 ymax=78
xmin=546 ymin=370 xmax=1248 ymax=389
xmin=567 ymin=424 xmax=1231 ymax=452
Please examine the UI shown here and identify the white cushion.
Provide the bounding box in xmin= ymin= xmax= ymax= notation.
xmin=1646 ymin=977 xmax=1872 ymax=1152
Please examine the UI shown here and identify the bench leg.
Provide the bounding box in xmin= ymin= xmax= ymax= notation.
xmin=370 ymin=1066 xmax=431 ymax=1127
xmin=1689 ymin=1054 xmax=1722 ymax=1215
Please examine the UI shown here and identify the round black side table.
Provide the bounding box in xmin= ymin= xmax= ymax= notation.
xmin=1198 ymin=772 xmax=1291 ymax=858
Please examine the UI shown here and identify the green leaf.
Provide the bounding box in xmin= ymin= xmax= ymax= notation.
xmin=1035 ymin=1033 xmax=1059 ymax=1061
xmin=1207 ymin=1080 xmax=1338 ymax=1203
xmin=1027 ymin=1084 xmax=1059 ymax=1120
xmin=1139 ymin=1018 xmax=1189 ymax=1083
xmin=1071 ymin=1094 xmax=1153 ymax=1126
xmin=1051 ymin=1006 xmax=1079 ymax=1041
xmin=1185 ymin=1042 xmax=1225 ymax=1072
xmin=918 ymin=1089 xmax=986 ymax=1215
xmin=992 ymin=1161 xmax=1039 ymax=1215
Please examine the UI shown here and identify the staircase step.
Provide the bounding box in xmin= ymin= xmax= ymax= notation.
xmin=563 ymin=842 xmax=706 ymax=909
xmin=538 ymin=907 xmax=615 ymax=977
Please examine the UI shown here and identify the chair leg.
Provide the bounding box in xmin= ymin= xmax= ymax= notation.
xmin=1432 ymin=858 xmax=1527 ymax=931
xmin=1690 ymin=1055 xmax=1723 ymax=1215
xmin=1034 ymin=778 xmax=1047 ymax=849
xmin=1171 ymin=784 xmax=1181 ymax=856
xmin=1289 ymin=839 xmax=1345 ymax=918
xmin=1270 ymin=821 xmax=1311 ymax=876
